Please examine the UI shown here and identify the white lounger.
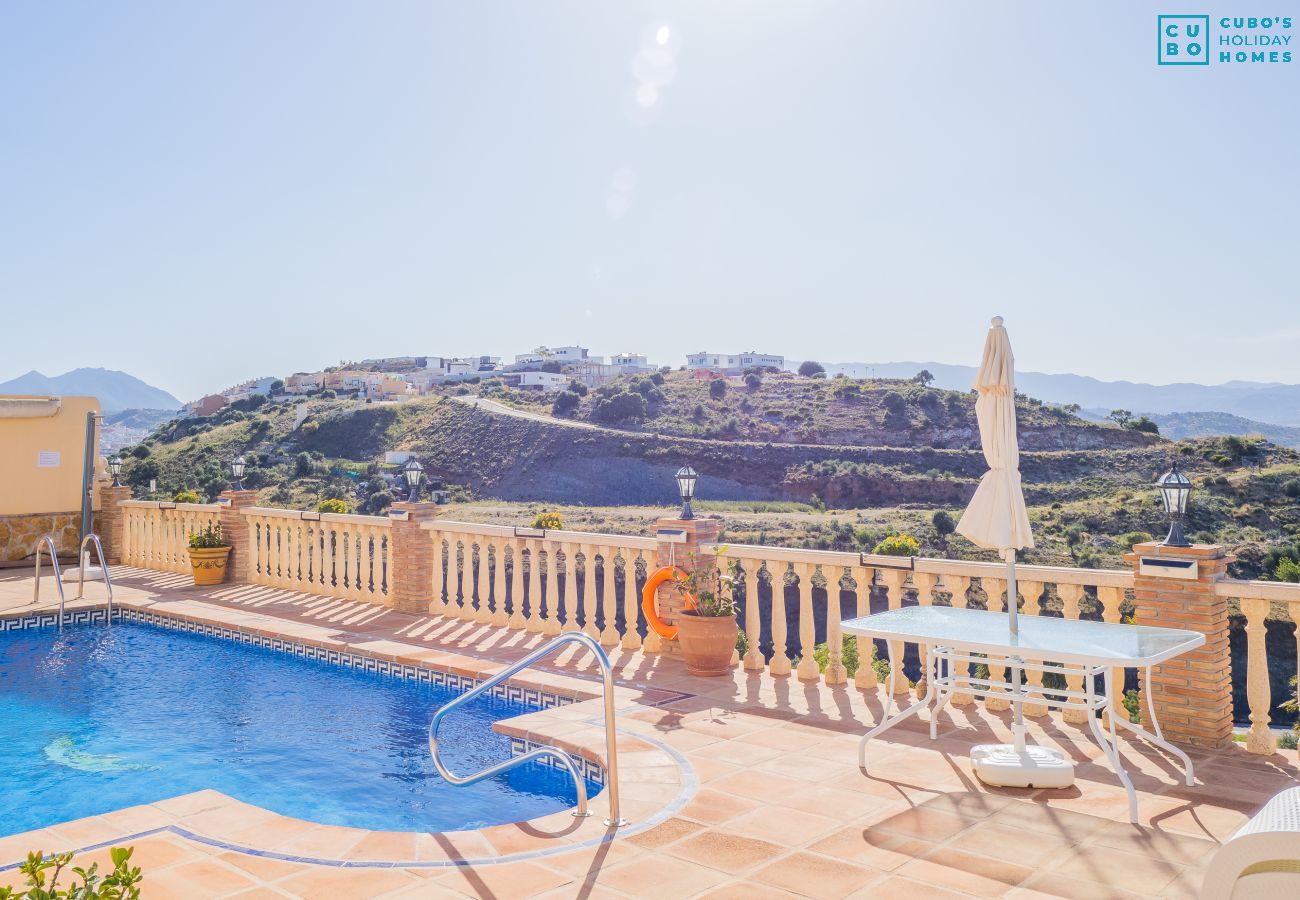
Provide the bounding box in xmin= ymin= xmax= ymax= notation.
xmin=1201 ymin=785 xmax=1300 ymax=899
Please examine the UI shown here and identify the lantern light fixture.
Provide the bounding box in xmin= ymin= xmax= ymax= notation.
xmin=1156 ymin=461 xmax=1193 ymax=548
xmin=675 ymin=465 xmax=698 ymax=520
xmin=230 ymin=455 xmax=247 ymax=491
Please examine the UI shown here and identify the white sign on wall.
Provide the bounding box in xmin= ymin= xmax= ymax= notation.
xmin=36 ymin=451 xmax=60 ymax=468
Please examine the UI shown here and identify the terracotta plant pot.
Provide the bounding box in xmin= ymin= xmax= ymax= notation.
xmin=187 ymin=546 xmax=231 ymax=586
xmin=676 ymin=613 xmax=738 ymax=676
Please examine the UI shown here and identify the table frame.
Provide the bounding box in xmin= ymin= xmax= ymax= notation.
xmin=854 ymin=634 xmax=1196 ymax=824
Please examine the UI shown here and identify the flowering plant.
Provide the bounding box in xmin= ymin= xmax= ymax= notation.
xmin=674 ymin=546 xmax=739 ymax=618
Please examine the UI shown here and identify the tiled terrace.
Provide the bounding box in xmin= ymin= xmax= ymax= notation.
xmin=2 ymin=567 xmax=1297 ymax=899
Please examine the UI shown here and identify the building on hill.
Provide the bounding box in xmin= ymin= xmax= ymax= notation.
xmin=223 ymin=376 xmax=277 ymax=401
xmin=365 ymin=374 xmax=414 ymax=401
xmin=323 ymin=370 xmax=369 ymax=393
xmin=515 ymin=372 xmax=567 ymax=392
xmin=686 ymin=351 xmax=784 ymax=376
xmin=284 ymin=372 xmax=324 ymax=394
xmin=509 ymin=345 xmax=603 ymax=371
xmin=610 ymin=353 xmax=655 ymax=374
xmin=360 ymin=356 xmax=422 ymax=372
xmin=187 ymin=393 xmax=229 ymax=417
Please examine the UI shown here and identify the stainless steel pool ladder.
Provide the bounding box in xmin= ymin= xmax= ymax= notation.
xmin=32 ymin=533 xmax=114 ymax=631
xmin=428 ymin=631 xmax=627 ymax=827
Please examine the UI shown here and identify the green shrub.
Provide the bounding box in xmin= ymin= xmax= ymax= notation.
xmin=708 ymin=378 xmax=727 ymax=400
xmin=0 ymin=846 xmax=142 ymax=899
xmin=316 ymin=498 xmax=350 ymax=514
xmin=1283 ymin=479 xmax=1300 ymax=498
xmin=872 ymin=534 xmax=920 ymax=557
xmin=552 ymin=390 xmax=581 ymax=417
xmin=1277 ymin=558 xmax=1300 ymax=583
xmin=173 ymin=490 xmax=202 ymax=504
xmin=797 ymin=360 xmax=825 ymax=377
xmin=295 ymin=452 xmax=313 ymax=476
xmin=1118 ymin=531 xmax=1154 ymax=550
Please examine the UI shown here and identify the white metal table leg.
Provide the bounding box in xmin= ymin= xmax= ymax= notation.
xmin=859 ymin=637 xmax=936 ymax=766
xmin=1108 ymin=665 xmax=1195 ymax=786
xmin=1084 ymin=667 xmax=1139 ymax=823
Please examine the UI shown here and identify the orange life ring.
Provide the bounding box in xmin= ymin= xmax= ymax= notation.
xmin=642 ymin=566 xmax=695 ymax=640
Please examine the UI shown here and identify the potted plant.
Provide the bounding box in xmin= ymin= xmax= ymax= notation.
xmin=186 ymin=523 xmax=230 ymax=586
xmin=673 ymin=547 xmax=740 ymax=676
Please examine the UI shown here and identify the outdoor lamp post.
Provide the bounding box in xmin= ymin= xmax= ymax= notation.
xmin=675 ymin=465 xmax=698 ymax=520
xmin=108 ymin=456 xmax=123 ymax=487
xmin=230 ymin=455 xmax=247 ymax=491
xmin=1157 ymin=462 xmax=1193 ymax=548
xmin=404 ymin=457 xmax=424 ymax=502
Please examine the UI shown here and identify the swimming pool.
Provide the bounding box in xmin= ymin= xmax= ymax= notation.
xmin=0 ymin=620 xmax=599 ymax=837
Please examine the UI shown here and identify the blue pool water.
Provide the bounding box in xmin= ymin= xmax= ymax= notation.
xmin=0 ymin=621 xmax=597 ymax=837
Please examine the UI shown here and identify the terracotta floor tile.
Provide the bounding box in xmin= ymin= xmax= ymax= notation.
xmin=435 ymin=860 xmax=574 ymax=898
xmin=597 ymin=854 xmax=730 ymax=896
xmin=848 ymin=873 xmax=973 ymax=900
xmin=868 ymin=805 xmax=973 ymax=843
xmin=140 ymin=857 xmax=260 ymax=899
xmin=696 ymin=879 xmax=807 ymax=900
xmin=1014 ymin=871 xmax=1149 ymax=899
xmin=276 ymin=866 xmax=420 ymax=897
xmin=753 ymin=850 xmax=878 ymax=899
xmin=948 ymin=820 xmax=1077 ymax=867
xmin=666 ymin=830 xmax=786 ymax=875
xmin=216 ymin=849 xmax=312 ymax=883
xmin=724 ymin=807 xmax=842 ymax=846
xmin=809 ymin=826 xmax=936 ymax=872
xmin=625 ymin=816 xmax=703 ymax=849
xmin=1048 ymin=843 xmax=1186 ymax=895
xmin=681 ymin=788 xmax=762 ymax=825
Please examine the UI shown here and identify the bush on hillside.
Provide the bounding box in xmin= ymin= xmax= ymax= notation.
xmin=798 ymin=360 xmax=825 ymax=377
xmin=873 ymin=534 xmax=920 ymax=557
xmin=532 ymin=510 xmax=564 ymax=530
xmin=591 ymin=391 xmax=647 ymax=423
xmin=709 ymin=378 xmax=727 ymax=400
xmin=173 ymin=490 xmax=202 ymax=504
xmin=317 ymin=498 xmax=350 ymax=514
xmin=552 ymin=390 xmax=581 ymax=417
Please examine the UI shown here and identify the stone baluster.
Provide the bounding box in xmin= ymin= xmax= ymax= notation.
xmin=599 ymin=547 xmax=621 ymax=647
xmin=621 ymin=551 xmax=642 ymax=650
xmin=508 ymin=541 xmax=527 ymax=629
xmin=795 ymin=563 xmax=820 ymax=682
xmin=912 ymin=572 xmax=937 ymax=696
xmin=475 ymin=540 xmax=491 ymax=622
xmin=824 ymin=565 xmax=848 ymax=686
xmin=1098 ymin=586 xmax=1125 ymax=727
xmin=853 ymin=566 xmax=878 ymax=690
xmin=743 ymin=560 xmax=764 ymax=671
xmin=576 ymin=545 xmax=596 ymax=637
xmin=519 ymin=543 xmax=539 ymax=631
xmin=428 ymin=533 xmax=446 ymax=615
xmin=879 ymin=569 xmax=910 ymax=696
xmin=944 ymin=576 xmax=974 ymax=705
xmin=543 ymin=546 xmax=562 ymax=636
xmin=1056 ymin=583 xmax=1089 ymax=723
xmin=768 ymin=562 xmax=792 ymax=676
xmin=983 ymin=578 xmax=1011 ymax=711
xmin=490 ymin=541 xmax=508 ymax=626
xmin=1019 ymin=580 xmax=1049 ymax=717
xmin=1243 ymin=597 xmax=1274 ymax=754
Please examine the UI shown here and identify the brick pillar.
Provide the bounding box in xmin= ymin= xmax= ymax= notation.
xmin=1127 ymin=541 xmax=1233 ymax=751
xmin=647 ymin=516 xmax=724 ymax=653
xmin=217 ymin=490 xmax=259 ymax=584
xmin=96 ymin=482 xmax=134 ymax=564
xmin=388 ymin=501 xmax=439 ymax=614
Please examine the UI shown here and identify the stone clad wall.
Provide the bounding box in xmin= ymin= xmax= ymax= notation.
xmin=0 ymin=511 xmax=82 ymax=563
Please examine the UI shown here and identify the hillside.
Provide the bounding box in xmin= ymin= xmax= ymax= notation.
xmin=1144 ymin=411 xmax=1300 ymax=450
xmin=0 ymin=368 xmax=181 ymax=413
xmin=814 ymin=362 xmax=1300 ymax=427
xmin=490 ymin=371 xmax=1157 ymax=451
xmin=117 ymin=391 xmax=1300 ymax=578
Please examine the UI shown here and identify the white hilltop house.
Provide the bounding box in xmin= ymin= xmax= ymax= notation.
xmin=685 ymin=351 xmax=784 ymax=376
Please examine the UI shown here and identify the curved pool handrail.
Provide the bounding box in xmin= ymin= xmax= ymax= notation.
xmin=75 ymin=533 xmax=114 ymax=626
xmin=32 ymin=535 xmax=67 ymax=631
xmin=428 ymin=630 xmax=627 ymax=827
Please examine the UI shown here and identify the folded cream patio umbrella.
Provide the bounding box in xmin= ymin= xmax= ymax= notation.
xmin=957 ymin=316 xmax=1074 ymax=788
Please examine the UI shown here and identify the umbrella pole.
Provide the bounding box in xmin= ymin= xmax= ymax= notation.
xmin=1005 ymin=549 xmax=1026 ymax=755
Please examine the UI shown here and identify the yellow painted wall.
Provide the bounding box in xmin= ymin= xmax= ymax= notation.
xmin=0 ymin=395 xmax=101 ymax=515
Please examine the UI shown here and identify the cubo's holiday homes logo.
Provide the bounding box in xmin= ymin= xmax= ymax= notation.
xmin=1159 ymin=15 xmax=1209 ymax=64
xmin=1159 ymin=15 xmax=1293 ymax=65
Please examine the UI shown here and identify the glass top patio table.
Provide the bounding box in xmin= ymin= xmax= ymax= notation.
xmin=841 ymin=605 xmax=1204 ymax=667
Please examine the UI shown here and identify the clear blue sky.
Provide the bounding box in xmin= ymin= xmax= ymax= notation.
xmin=2 ymin=2 xmax=1296 ymax=401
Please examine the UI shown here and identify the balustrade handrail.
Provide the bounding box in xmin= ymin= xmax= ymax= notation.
xmin=703 ymin=541 xmax=1134 ymax=587
xmin=1215 ymin=579 xmax=1300 ymax=602
xmin=423 ymin=519 xmax=658 ymax=549
xmin=120 ymin=499 xmax=221 ymax=511
xmin=241 ymin=506 xmax=393 ymax=527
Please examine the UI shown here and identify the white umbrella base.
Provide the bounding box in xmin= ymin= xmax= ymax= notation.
xmin=61 ymin=566 xmax=105 ymax=582
xmin=970 ymin=743 xmax=1076 ymax=789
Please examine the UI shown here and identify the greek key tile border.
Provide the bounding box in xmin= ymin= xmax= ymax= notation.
xmin=508 ymin=737 xmax=606 ymax=785
xmin=0 ymin=607 xmax=580 ymax=714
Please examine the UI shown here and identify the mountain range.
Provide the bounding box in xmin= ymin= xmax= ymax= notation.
xmin=0 ymin=368 xmax=181 ymax=414
xmin=811 ymin=362 xmax=1300 ymax=428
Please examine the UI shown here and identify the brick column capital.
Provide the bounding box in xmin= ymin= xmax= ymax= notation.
xmin=95 ymin=482 xmax=134 ymax=564
xmin=1126 ymin=540 xmax=1233 ymax=751
xmin=217 ymin=490 xmax=258 ymax=583
xmin=389 ymin=501 xmax=440 ymax=614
